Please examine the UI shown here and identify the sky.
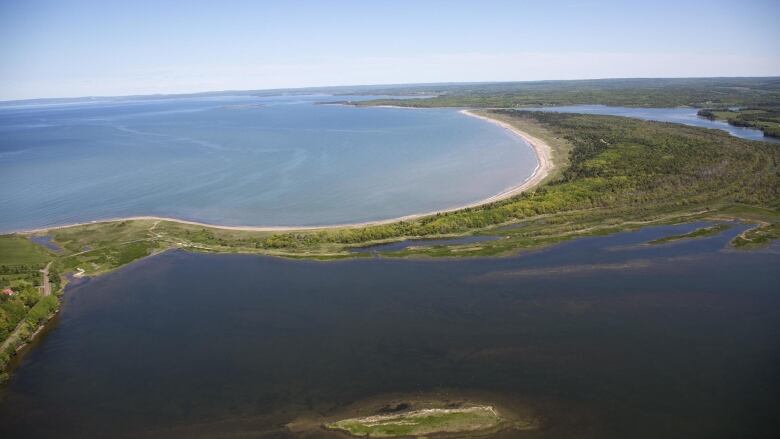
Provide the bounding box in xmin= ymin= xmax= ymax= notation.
xmin=1 ymin=0 xmax=779 ymax=100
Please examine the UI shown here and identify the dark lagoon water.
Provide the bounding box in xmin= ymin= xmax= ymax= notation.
xmin=29 ymin=235 xmax=62 ymax=253
xmin=524 ymin=105 xmax=780 ymax=143
xmin=0 ymin=95 xmax=535 ymax=232
xmin=1 ymin=222 xmax=778 ymax=438
xmin=351 ymin=234 xmax=500 ymax=253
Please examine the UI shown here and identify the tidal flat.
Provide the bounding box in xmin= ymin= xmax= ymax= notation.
xmin=1 ymin=222 xmax=778 ymax=438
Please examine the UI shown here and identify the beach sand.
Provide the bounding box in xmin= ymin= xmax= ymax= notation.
xmin=21 ymin=110 xmax=554 ymax=234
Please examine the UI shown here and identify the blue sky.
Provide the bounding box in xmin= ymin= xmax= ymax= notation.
xmin=1 ymin=0 xmax=779 ymax=100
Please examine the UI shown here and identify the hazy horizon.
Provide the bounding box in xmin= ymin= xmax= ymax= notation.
xmin=2 ymin=75 xmax=779 ymax=104
xmin=2 ymin=0 xmax=779 ymax=101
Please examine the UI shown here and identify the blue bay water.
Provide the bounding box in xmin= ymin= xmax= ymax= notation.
xmin=0 ymin=95 xmax=536 ymax=232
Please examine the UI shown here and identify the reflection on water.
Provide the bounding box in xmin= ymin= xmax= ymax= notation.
xmin=1 ymin=223 xmax=778 ymax=438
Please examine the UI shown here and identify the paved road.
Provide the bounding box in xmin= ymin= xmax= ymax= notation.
xmin=39 ymin=262 xmax=52 ymax=296
xmin=0 ymin=262 xmax=53 ymax=352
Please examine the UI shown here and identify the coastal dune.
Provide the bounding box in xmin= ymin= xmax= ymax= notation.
xmin=22 ymin=110 xmax=554 ymax=234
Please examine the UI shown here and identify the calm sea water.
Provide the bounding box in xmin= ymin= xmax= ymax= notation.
xmin=524 ymin=105 xmax=780 ymax=143
xmin=0 ymin=95 xmax=535 ymax=232
xmin=1 ymin=223 xmax=778 ymax=438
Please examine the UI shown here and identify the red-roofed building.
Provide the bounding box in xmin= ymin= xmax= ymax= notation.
xmin=1 ymin=288 xmax=15 ymax=296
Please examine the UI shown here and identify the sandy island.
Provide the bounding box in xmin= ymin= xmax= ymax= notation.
xmin=20 ymin=110 xmax=554 ymax=235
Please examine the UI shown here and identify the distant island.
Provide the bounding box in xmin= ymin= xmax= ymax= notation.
xmin=285 ymin=392 xmax=538 ymax=437
xmin=326 ymin=405 xmax=507 ymax=437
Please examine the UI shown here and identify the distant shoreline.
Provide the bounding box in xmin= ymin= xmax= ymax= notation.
xmin=16 ymin=110 xmax=553 ymax=235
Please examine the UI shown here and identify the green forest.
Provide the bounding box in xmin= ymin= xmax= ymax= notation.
xmin=347 ymin=77 xmax=780 ymax=109
xmin=698 ymin=107 xmax=780 ymax=138
xmin=0 ymin=237 xmax=60 ymax=381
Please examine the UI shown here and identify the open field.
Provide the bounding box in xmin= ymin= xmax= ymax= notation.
xmin=0 ymin=236 xmax=52 ymax=266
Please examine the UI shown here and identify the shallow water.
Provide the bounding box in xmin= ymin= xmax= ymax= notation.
xmin=1 ymin=223 xmax=778 ymax=438
xmin=0 ymin=95 xmax=535 ymax=232
xmin=524 ymin=105 xmax=780 ymax=143
xmin=350 ymin=234 xmax=500 ymax=253
xmin=29 ymin=235 xmax=62 ymax=253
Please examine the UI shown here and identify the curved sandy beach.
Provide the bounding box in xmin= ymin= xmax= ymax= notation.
xmin=20 ymin=110 xmax=553 ymax=234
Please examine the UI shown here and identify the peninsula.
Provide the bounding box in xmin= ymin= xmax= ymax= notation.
xmin=2 ymin=105 xmax=779 ymax=379
xmin=2 ymin=0 xmax=779 ymax=435
xmin=6 ymin=108 xmax=778 ymax=266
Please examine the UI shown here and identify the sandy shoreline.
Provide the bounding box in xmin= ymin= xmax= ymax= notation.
xmin=18 ymin=110 xmax=554 ymax=235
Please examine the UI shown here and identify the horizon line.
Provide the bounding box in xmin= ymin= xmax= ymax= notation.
xmin=2 ymin=75 xmax=779 ymax=104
